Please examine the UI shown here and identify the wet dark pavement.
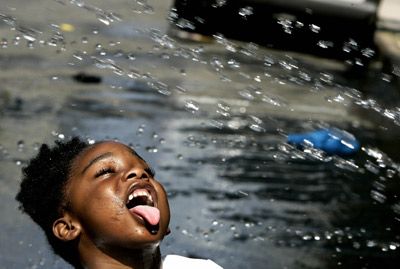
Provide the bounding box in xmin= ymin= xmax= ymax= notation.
xmin=1 ymin=1 xmax=400 ymax=269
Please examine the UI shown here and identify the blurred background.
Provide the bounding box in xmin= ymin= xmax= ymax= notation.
xmin=1 ymin=0 xmax=400 ymax=268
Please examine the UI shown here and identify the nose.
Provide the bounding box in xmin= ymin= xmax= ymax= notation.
xmin=124 ymin=168 xmax=149 ymax=181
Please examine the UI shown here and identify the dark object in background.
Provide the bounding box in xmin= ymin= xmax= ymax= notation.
xmin=170 ymin=0 xmax=381 ymax=68
xmin=73 ymin=72 xmax=102 ymax=84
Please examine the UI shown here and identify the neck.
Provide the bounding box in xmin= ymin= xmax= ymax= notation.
xmin=79 ymin=239 xmax=162 ymax=269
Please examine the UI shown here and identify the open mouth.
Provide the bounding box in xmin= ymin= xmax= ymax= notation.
xmin=126 ymin=186 xmax=160 ymax=234
xmin=126 ymin=188 xmax=155 ymax=208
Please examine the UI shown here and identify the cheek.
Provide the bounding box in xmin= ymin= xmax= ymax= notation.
xmin=78 ymin=189 xmax=125 ymax=225
xmin=155 ymin=183 xmax=170 ymax=225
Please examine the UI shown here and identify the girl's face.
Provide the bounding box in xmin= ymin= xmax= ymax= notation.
xmin=64 ymin=141 xmax=170 ymax=252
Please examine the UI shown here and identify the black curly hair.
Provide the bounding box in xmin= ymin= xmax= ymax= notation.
xmin=16 ymin=137 xmax=89 ymax=268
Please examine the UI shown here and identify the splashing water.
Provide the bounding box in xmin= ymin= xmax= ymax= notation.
xmin=0 ymin=1 xmax=400 ymax=269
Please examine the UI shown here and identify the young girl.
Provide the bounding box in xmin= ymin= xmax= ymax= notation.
xmin=16 ymin=137 xmax=222 ymax=269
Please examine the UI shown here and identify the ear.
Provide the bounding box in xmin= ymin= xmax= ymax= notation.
xmin=52 ymin=213 xmax=81 ymax=241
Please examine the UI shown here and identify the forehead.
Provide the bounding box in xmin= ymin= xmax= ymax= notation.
xmin=73 ymin=141 xmax=143 ymax=167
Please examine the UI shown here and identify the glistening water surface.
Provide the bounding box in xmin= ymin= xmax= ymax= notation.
xmin=1 ymin=0 xmax=400 ymax=268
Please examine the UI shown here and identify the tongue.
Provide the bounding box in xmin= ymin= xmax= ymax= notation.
xmin=130 ymin=205 xmax=160 ymax=226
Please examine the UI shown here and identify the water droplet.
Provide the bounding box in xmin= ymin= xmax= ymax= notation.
xmin=73 ymin=52 xmax=84 ymax=61
xmin=212 ymin=0 xmax=227 ymax=8
xmin=361 ymin=47 xmax=375 ymax=58
xmin=309 ymin=24 xmax=321 ymax=33
xmin=208 ymin=119 xmax=224 ymax=129
xmin=184 ymin=100 xmax=200 ymax=114
xmin=27 ymin=40 xmax=35 ymax=49
xmin=137 ymin=126 xmax=145 ymax=135
xmin=238 ymin=89 xmax=255 ymax=100
xmin=238 ymin=6 xmax=253 ymax=19
xmin=123 ymin=52 xmax=135 ymax=61
xmin=227 ymin=59 xmax=240 ymax=68
xmin=33 ymin=143 xmax=40 ymax=151
xmin=367 ymin=240 xmax=377 ymax=248
xmin=210 ymin=57 xmax=224 ymax=71
xmin=145 ymin=146 xmax=158 ymax=153
xmin=386 ymin=169 xmax=396 ymax=178
xmin=277 ymin=17 xmax=294 ymax=34
xmin=317 ymin=40 xmax=333 ymax=49
xmin=1 ymin=38 xmax=8 ymax=48
xmin=302 ymin=235 xmax=312 ymax=241
xmin=365 ymin=160 xmax=380 ymax=174
xmin=175 ymin=18 xmax=196 ymax=30
xmin=370 ymin=190 xmax=386 ymax=203
xmin=17 ymin=140 xmax=25 ymax=148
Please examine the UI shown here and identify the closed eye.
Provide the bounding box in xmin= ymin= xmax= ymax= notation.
xmin=95 ymin=167 xmax=115 ymax=178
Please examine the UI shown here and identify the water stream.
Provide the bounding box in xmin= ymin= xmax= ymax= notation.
xmin=1 ymin=1 xmax=399 ymax=268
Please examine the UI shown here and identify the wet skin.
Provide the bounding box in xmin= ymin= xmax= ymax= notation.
xmin=53 ymin=141 xmax=170 ymax=269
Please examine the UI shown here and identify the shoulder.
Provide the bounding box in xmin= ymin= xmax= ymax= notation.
xmin=162 ymin=254 xmax=223 ymax=269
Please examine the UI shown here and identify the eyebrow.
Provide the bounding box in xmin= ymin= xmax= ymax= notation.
xmin=81 ymin=152 xmax=113 ymax=175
